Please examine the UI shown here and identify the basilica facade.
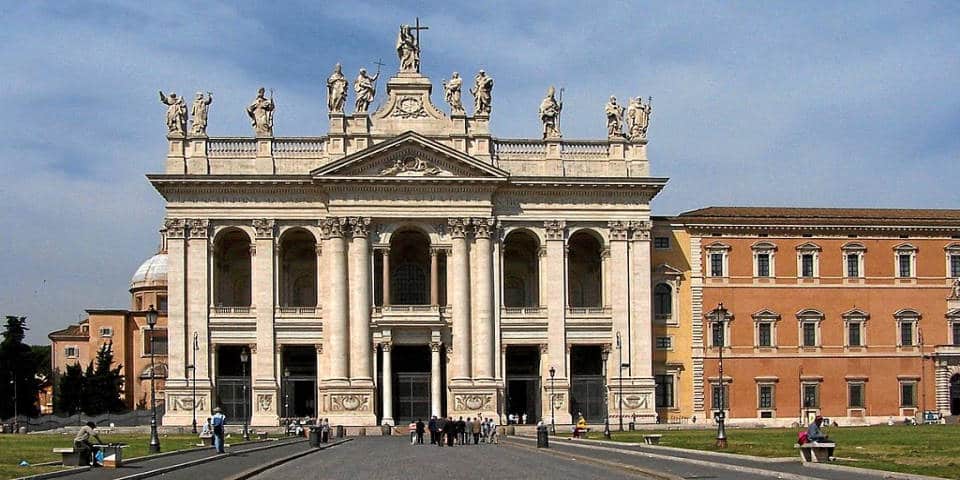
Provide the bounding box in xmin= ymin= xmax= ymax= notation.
xmin=154 ymin=37 xmax=663 ymax=427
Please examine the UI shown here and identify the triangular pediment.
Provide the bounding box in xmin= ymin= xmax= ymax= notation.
xmin=311 ymin=131 xmax=508 ymax=179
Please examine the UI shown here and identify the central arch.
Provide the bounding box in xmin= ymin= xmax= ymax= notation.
xmin=389 ymin=229 xmax=431 ymax=305
xmin=503 ymin=230 xmax=541 ymax=307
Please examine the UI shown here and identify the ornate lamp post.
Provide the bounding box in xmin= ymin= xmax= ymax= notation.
xmin=191 ymin=331 xmax=199 ymax=434
xmin=710 ymin=303 xmax=729 ymax=448
xmin=147 ymin=305 xmax=161 ymax=453
xmin=240 ymin=347 xmax=250 ymax=441
xmin=601 ymin=347 xmax=611 ymax=439
xmin=616 ymin=332 xmax=624 ymax=431
xmin=549 ymin=366 xmax=556 ymax=434
xmin=283 ymin=368 xmax=291 ymax=419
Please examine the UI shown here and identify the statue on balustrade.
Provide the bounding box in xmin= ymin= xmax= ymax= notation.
xmin=396 ymin=24 xmax=420 ymax=72
xmin=354 ymin=67 xmax=380 ymax=114
xmin=605 ymin=95 xmax=625 ymax=138
xmin=442 ymin=72 xmax=464 ymax=114
xmin=327 ymin=63 xmax=348 ymax=114
xmin=190 ymin=91 xmax=213 ymax=136
xmin=246 ymin=87 xmax=275 ymax=137
xmin=539 ymin=86 xmax=563 ymax=139
xmin=471 ymin=70 xmax=494 ymax=116
xmin=159 ymin=91 xmax=187 ymax=135
xmin=626 ymin=96 xmax=652 ymax=141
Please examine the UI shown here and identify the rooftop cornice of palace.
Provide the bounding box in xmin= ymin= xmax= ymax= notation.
xmin=506 ymin=176 xmax=668 ymax=190
xmin=681 ymin=222 xmax=960 ymax=234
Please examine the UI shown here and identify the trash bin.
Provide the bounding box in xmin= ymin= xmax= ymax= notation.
xmin=628 ymin=421 xmax=635 ymax=431
xmin=335 ymin=425 xmax=345 ymax=438
xmin=536 ymin=425 xmax=549 ymax=448
xmin=309 ymin=427 xmax=321 ymax=447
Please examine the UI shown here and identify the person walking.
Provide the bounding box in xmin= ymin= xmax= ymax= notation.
xmin=408 ymin=421 xmax=417 ymax=444
xmin=471 ymin=417 xmax=481 ymax=444
xmin=73 ymin=421 xmax=104 ymax=466
xmin=428 ymin=416 xmax=437 ymax=445
xmin=457 ymin=417 xmax=466 ymax=445
xmin=445 ymin=417 xmax=456 ymax=446
xmin=211 ymin=407 xmax=227 ymax=454
xmin=436 ymin=416 xmax=447 ymax=447
xmin=415 ymin=418 xmax=425 ymax=445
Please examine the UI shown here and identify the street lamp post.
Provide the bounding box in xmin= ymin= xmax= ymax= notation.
xmin=601 ymin=347 xmax=611 ymax=439
xmin=283 ymin=368 xmax=291 ymax=419
xmin=10 ymin=374 xmax=17 ymax=434
xmin=548 ymin=366 xmax=556 ymax=434
xmin=240 ymin=348 xmax=250 ymax=441
xmin=191 ymin=331 xmax=199 ymax=434
xmin=147 ymin=305 xmax=161 ymax=453
xmin=616 ymin=332 xmax=624 ymax=431
xmin=711 ymin=303 xmax=729 ymax=448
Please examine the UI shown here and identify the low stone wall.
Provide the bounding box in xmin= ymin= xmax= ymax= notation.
xmin=1 ymin=408 xmax=165 ymax=433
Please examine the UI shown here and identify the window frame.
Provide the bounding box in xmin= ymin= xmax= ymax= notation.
xmin=802 ymin=382 xmax=820 ymax=409
xmin=946 ymin=244 xmax=960 ymax=278
xmin=653 ymin=283 xmax=673 ymax=322
xmin=64 ymin=346 xmax=79 ymax=359
xmin=842 ymin=309 xmax=869 ymax=348
xmin=752 ymin=309 xmax=780 ymax=348
xmin=950 ymin=310 xmax=960 ymax=346
xmin=757 ymin=383 xmax=776 ymax=410
xmin=894 ymin=309 xmax=920 ymax=348
xmin=893 ymin=243 xmax=917 ymax=279
xmin=98 ymin=326 xmax=113 ymax=338
xmin=705 ymin=242 xmax=730 ymax=278
xmin=655 ymin=336 xmax=673 ymax=350
xmin=751 ymin=242 xmax=777 ymax=278
xmin=143 ymin=328 xmax=169 ymax=356
xmin=653 ymin=236 xmax=671 ymax=250
xmin=900 ymin=381 xmax=917 ymax=408
xmin=711 ymin=382 xmax=729 ymax=411
xmin=796 ymin=309 xmax=824 ymax=349
xmin=842 ymin=242 xmax=866 ymax=279
xmin=796 ymin=243 xmax=822 ymax=279
xmin=848 ymin=382 xmax=865 ymax=409
xmin=654 ymin=373 xmax=676 ymax=409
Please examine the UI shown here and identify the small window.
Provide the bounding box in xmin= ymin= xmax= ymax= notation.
xmin=899 ymin=254 xmax=913 ymax=278
xmin=846 ymin=254 xmax=860 ymax=278
xmin=712 ymin=383 xmax=729 ymax=410
xmin=802 ymin=322 xmax=817 ymax=347
xmin=158 ymin=295 xmax=168 ymax=312
xmin=135 ymin=295 xmax=144 ymax=311
xmin=144 ymin=330 xmax=169 ymax=355
xmin=803 ymin=383 xmax=820 ymax=408
xmin=952 ymin=322 xmax=960 ymax=347
xmin=655 ymin=375 xmax=675 ymax=408
xmin=757 ymin=254 xmax=770 ymax=277
xmin=654 ymin=284 xmax=672 ymax=319
xmin=848 ymin=322 xmax=862 ymax=347
xmin=654 ymin=237 xmax=670 ymax=249
xmin=758 ymin=384 xmax=775 ymax=409
xmin=655 ymin=336 xmax=673 ymax=350
xmin=801 ymin=254 xmax=815 ymax=278
xmin=710 ymin=253 xmax=724 ymax=277
xmin=99 ymin=327 xmax=113 ymax=338
xmin=900 ymin=321 xmax=914 ymax=346
xmin=65 ymin=346 xmax=79 ymax=358
xmin=900 ymin=382 xmax=916 ymax=407
xmin=848 ymin=383 xmax=865 ymax=408
xmin=711 ymin=322 xmax=725 ymax=348
xmin=758 ymin=323 xmax=773 ymax=347
xmin=950 ymin=254 xmax=960 ymax=278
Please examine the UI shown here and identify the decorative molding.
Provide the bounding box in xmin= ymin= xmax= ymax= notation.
xmin=330 ymin=393 xmax=371 ymax=412
xmin=320 ymin=217 xmax=348 ymax=238
xmin=430 ymin=342 xmax=442 ymax=353
xmin=379 ymin=156 xmax=443 ymax=176
xmin=454 ymin=393 xmax=493 ymax=411
xmin=256 ymin=393 xmax=273 ymax=413
xmin=187 ymin=219 xmax=209 ymax=238
xmin=168 ymin=394 xmax=206 ymax=412
xmin=448 ymin=218 xmax=470 ymax=238
xmin=252 ymin=218 xmax=275 ymax=238
xmin=539 ymin=344 xmax=549 ymax=355
xmin=472 ymin=217 xmax=495 ymax=238
xmin=315 ymin=343 xmax=323 ymax=354
xmin=608 ymin=221 xmax=630 ymax=241
xmin=544 ymin=220 xmax=566 ymax=240
xmin=348 ymin=216 xmax=371 ymax=238
xmin=380 ymin=341 xmax=392 ymax=352
xmin=165 ymin=218 xmax=186 ymax=238
xmin=390 ymin=96 xmax=429 ymax=119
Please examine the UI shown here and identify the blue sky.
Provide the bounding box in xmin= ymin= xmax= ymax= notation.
xmin=1 ymin=1 xmax=958 ymax=343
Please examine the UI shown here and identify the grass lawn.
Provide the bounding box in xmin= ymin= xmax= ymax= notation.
xmin=580 ymin=424 xmax=960 ymax=479
xmin=0 ymin=432 xmax=256 ymax=480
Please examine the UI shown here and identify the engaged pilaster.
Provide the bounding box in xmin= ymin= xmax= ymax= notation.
xmin=251 ymin=218 xmax=278 ymax=425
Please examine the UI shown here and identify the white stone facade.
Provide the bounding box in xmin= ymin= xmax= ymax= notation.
xmin=153 ymin=67 xmax=666 ymax=427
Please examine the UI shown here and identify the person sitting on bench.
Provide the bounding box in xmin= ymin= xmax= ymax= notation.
xmin=74 ymin=421 xmax=104 ymax=467
xmin=806 ymin=416 xmax=835 ymax=458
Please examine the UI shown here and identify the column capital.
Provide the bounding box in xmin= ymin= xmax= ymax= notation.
xmin=429 ymin=247 xmax=442 ymax=257
xmin=544 ymin=220 xmax=566 ymax=240
xmin=448 ymin=218 xmax=470 ymax=238
xmin=539 ymin=343 xmax=549 ymax=355
xmin=471 ymin=217 xmax=496 ymax=238
xmin=380 ymin=341 xmax=392 ymax=352
xmin=252 ymin=218 xmax=275 ymax=238
xmin=187 ymin=219 xmax=209 ymax=239
xmin=348 ymin=216 xmax=372 ymax=238
xmin=164 ymin=218 xmax=187 ymax=238
xmin=430 ymin=342 xmax=442 ymax=352
xmin=320 ymin=217 xmax=348 ymax=238
xmin=315 ymin=343 xmax=323 ymax=354
xmin=607 ymin=220 xmax=630 ymax=241
xmin=629 ymin=220 xmax=652 ymax=241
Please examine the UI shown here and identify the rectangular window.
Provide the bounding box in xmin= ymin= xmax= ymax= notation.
xmin=145 ymin=330 xmax=169 ymax=355
xmin=654 ymin=237 xmax=670 ymax=249
xmin=900 ymin=382 xmax=916 ymax=407
xmin=953 ymin=323 xmax=960 ymax=347
xmin=712 ymin=383 xmax=728 ymax=410
xmin=951 ymin=254 xmax=960 ymax=278
xmin=99 ymin=327 xmax=113 ymax=337
xmin=758 ymin=323 xmax=772 ymax=347
xmin=756 ymin=254 xmax=770 ymax=277
xmin=710 ymin=253 xmax=724 ymax=277
xmin=899 ymin=254 xmax=912 ymax=277
xmin=758 ymin=384 xmax=774 ymax=409
xmin=65 ymin=346 xmax=78 ymax=358
xmin=158 ymin=295 xmax=168 ymax=312
xmin=803 ymin=384 xmax=820 ymax=408
xmin=900 ymin=322 xmax=914 ymax=346
xmin=655 ymin=336 xmax=672 ymax=350
xmin=846 ymin=254 xmax=860 ymax=277
xmin=848 ymin=383 xmax=865 ymax=408
xmin=801 ymin=254 xmax=815 ymax=277
xmin=655 ymin=374 xmax=675 ymax=408
xmin=712 ymin=322 xmax=725 ymax=348
xmin=802 ymin=322 xmax=817 ymax=347
xmin=848 ymin=322 xmax=862 ymax=347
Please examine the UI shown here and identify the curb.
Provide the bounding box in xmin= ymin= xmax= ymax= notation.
xmin=11 ymin=467 xmax=90 ymax=480
xmin=504 ymin=437 xmax=682 ymax=480
xmin=541 ymin=434 xmax=796 ymax=464
xmin=112 ymin=438 xmax=307 ymax=480
xmin=223 ymin=438 xmax=352 ymax=480
xmin=802 ymin=462 xmax=948 ymax=480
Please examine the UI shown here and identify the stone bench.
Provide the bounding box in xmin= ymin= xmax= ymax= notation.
xmin=256 ymin=431 xmax=269 ymax=440
xmin=197 ymin=434 xmax=214 ymax=447
xmin=53 ymin=448 xmax=87 ymax=467
xmin=643 ymin=434 xmax=663 ymax=445
xmin=794 ymin=442 xmax=836 ymax=463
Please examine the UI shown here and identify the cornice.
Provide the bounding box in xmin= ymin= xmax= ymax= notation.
xmin=683 ymin=222 xmax=960 ymax=234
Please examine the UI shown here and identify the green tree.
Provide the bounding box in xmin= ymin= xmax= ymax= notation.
xmin=0 ymin=316 xmax=41 ymax=418
xmin=81 ymin=344 xmax=126 ymax=415
xmin=55 ymin=363 xmax=85 ymax=415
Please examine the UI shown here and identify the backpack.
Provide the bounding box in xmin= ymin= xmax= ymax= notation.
xmin=797 ymin=431 xmax=809 ymax=445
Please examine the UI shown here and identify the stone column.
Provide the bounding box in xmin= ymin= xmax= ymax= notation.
xmin=608 ymin=221 xmax=631 ymax=374
xmin=251 ymin=219 xmax=278 ymax=426
xmin=430 ymin=248 xmax=440 ymax=306
xmin=381 ymin=248 xmax=391 ymax=306
xmin=381 ymin=342 xmax=394 ymax=425
xmin=321 ymin=218 xmax=349 ymax=381
xmin=431 ymin=341 xmax=442 ymax=417
xmin=161 ymin=219 xmax=188 ymax=425
xmin=348 ymin=217 xmax=373 ymax=382
xmin=472 ymin=218 xmax=495 ymax=381
xmin=185 ymin=220 xmax=211 ymax=403
xmin=629 ymin=222 xmax=654 ymax=379
xmin=543 ymin=221 xmax=567 ymax=379
xmin=449 ymin=218 xmax=472 ymax=382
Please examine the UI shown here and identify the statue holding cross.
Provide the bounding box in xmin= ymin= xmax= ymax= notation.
xmin=396 ymin=18 xmax=428 ymax=73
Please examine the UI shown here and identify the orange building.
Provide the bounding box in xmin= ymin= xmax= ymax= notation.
xmin=49 ymin=246 xmax=169 ymax=411
xmin=677 ymin=207 xmax=960 ymax=426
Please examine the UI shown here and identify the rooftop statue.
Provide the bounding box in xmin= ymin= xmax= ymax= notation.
xmin=626 ymin=96 xmax=652 ymax=141
xmin=605 ymin=95 xmax=625 ymax=138
xmin=396 ymin=18 xmax=428 ymax=73
xmin=327 ymin=63 xmax=348 ymax=114
xmin=354 ymin=67 xmax=380 ymax=114
xmin=471 ymin=70 xmax=494 ymax=116
xmin=159 ymin=91 xmax=187 ymax=135
xmin=539 ymin=86 xmax=563 ymax=139
xmin=190 ymin=91 xmax=213 ymax=136
xmin=246 ymin=87 xmax=275 ymax=137
xmin=442 ymin=72 xmax=464 ymax=115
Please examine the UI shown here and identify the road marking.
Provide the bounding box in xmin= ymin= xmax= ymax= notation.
xmin=504 ymin=437 xmax=683 ymax=480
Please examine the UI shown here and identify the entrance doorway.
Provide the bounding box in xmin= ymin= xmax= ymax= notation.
xmin=214 ymin=345 xmax=251 ymax=421
xmin=951 ymin=374 xmax=960 ymax=415
xmin=506 ymin=346 xmax=541 ymax=424
xmin=569 ymin=345 xmax=605 ymax=423
xmin=281 ymin=346 xmax=317 ymax=418
xmin=390 ymin=345 xmax=432 ymax=423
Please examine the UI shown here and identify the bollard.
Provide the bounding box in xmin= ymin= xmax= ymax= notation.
xmin=536 ymin=425 xmax=549 ymax=448
xmin=309 ymin=427 xmax=321 ymax=447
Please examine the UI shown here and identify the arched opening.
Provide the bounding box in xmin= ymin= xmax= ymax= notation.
xmin=389 ymin=230 xmax=431 ymax=305
xmin=214 ymin=230 xmax=252 ymax=307
xmin=279 ymin=229 xmax=317 ymax=307
xmin=654 ymin=283 xmax=672 ymax=319
xmin=503 ymin=230 xmax=540 ymax=307
xmin=951 ymin=374 xmax=960 ymax=415
xmin=567 ymin=231 xmax=603 ymax=308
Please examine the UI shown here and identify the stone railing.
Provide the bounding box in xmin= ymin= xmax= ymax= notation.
xmin=276 ymin=306 xmax=320 ymax=315
xmin=374 ymin=305 xmax=439 ymax=313
xmin=211 ymin=305 xmax=253 ymax=314
xmin=207 ymin=138 xmax=257 ymax=158
xmin=561 ymin=141 xmax=608 ymax=159
xmin=494 ymin=139 xmax=546 ymax=160
xmin=566 ymin=306 xmax=613 ymax=315
xmin=501 ymin=306 xmax=547 ymax=315
xmin=273 ymin=138 xmax=326 ymax=158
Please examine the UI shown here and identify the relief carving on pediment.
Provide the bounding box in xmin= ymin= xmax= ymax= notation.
xmin=379 ymin=156 xmax=443 ymax=176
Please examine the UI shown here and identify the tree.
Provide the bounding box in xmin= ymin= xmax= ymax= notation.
xmin=81 ymin=344 xmax=126 ymax=415
xmin=0 ymin=316 xmax=41 ymax=418
xmin=56 ymin=362 xmax=85 ymax=416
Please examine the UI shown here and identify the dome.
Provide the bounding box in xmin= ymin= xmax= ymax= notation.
xmin=130 ymin=253 xmax=167 ymax=289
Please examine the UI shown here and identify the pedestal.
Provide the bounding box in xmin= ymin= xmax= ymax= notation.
xmin=609 ymin=377 xmax=657 ymax=425
xmin=162 ymin=383 xmax=213 ymax=426
xmin=448 ymin=383 xmax=500 ymax=420
xmin=318 ymin=384 xmax=377 ymax=426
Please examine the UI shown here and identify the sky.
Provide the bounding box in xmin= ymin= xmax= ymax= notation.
xmin=1 ymin=1 xmax=958 ymax=343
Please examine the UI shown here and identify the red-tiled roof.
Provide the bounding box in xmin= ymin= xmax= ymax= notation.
xmin=677 ymin=206 xmax=960 ymax=228
xmin=48 ymin=323 xmax=89 ymax=340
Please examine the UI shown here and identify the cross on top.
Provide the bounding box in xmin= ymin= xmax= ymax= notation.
xmin=410 ymin=16 xmax=429 ymax=47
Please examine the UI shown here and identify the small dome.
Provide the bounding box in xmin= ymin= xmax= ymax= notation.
xmin=131 ymin=253 xmax=167 ymax=289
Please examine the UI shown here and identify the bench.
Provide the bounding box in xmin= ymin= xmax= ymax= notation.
xmin=794 ymin=442 xmax=836 ymax=463
xmin=257 ymin=431 xmax=269 ymax=440
xmin=572 ymin=427 xmax=590 ymax=438
xmin=53 ymin=448 xmax=87 ymax=467
xmin=643 ymin=434 xmax=663 ymax=445
xmin=197 ymin=434 xmax=214 ymax=447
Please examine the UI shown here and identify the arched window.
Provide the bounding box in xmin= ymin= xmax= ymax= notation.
xmin=503 ymin=230 xmax=541 ymax=307
xmin=279 ymin=229 xmax=317 ymax=307
xmin=389 ymin=229 xmax=431 ymax=305
xmin=567 ymin=231 xmax=603 ymax=308
xmin=214 ymin=229 xmax=252 ymax=307
xmin=654 ymin=283 xmax=672 ymax=319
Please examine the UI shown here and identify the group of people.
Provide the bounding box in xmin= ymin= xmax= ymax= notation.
xmin=419 ymin=416 xmax=499 ymax=446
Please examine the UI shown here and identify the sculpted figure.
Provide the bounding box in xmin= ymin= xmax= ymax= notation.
xmin=539 ymin=86 xmax=563 ymax=139
xmin=605 ymin=95 xmax=625 ymax=138
xmin=626 ymin=96 xmax=652 ymax=141
xmin=190 ymin=91 xmax=213 ymax=136
xmin=442 ymin=72 xmax=464 ymax=114
xmin=327 ymin=63 xmax=348 ymax=113
xmin=470 ymin=70 xmax=494 ymax=116
xmin=246 ymin=87 xmax=275 ymax=136
xmin=354 ymin=67 xmax=380 ymax=114
xmin=159 ymin=91 xmax=187 ymax=135
xmin=952 ymin=278 xmax=960 ymax=299
xmin=396 ymin=24 xmax=420 ymax=72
